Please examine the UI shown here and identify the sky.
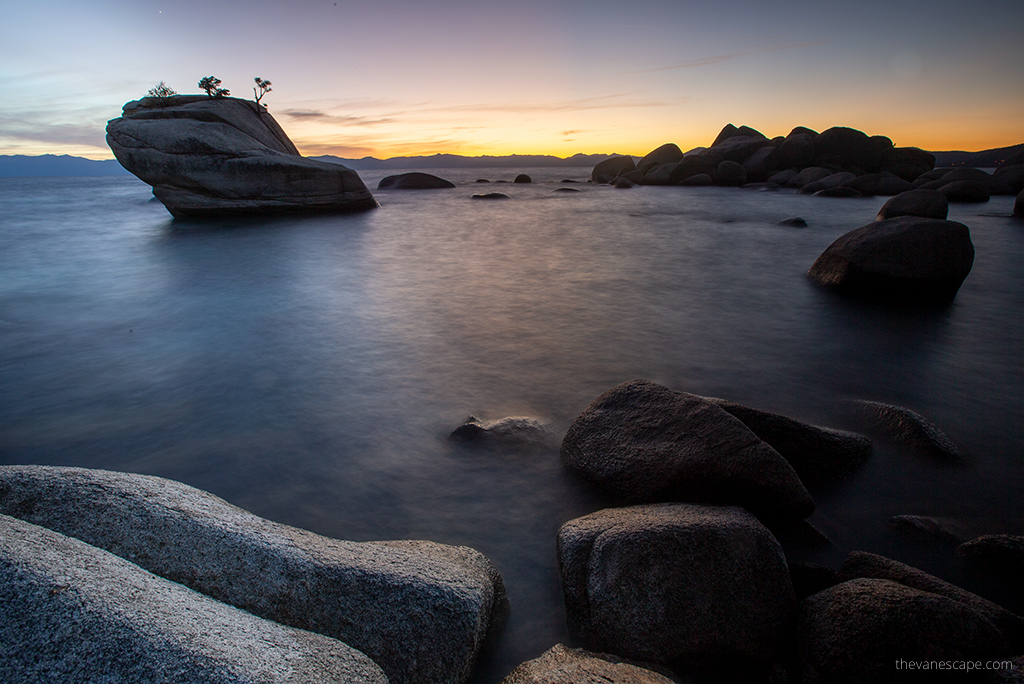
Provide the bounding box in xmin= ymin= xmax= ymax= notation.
xmin=2 ymin=0 xmax=1022 ymax=160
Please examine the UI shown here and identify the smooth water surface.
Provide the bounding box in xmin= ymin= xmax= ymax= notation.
xmin=1 ymin=171 xmax=1021 ymax=680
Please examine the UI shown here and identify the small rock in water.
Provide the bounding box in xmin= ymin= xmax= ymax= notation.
xmin=513 ymin=174 xmax=532 ymax=184
xmin=850 ymin=400 xmax=964 ymax=462
xmin=888 ymin=514 xmax=969 ymax=544
xmin=377 ymin=172 xmax=455 ymax=190
xmin=450 ymin=416 xmax=553 ymax=446
xmin=553 ymin=187 xmax=580 ymax=193
xmin=471 ymin=192 xmax=511 ymax=200
xmin=778 ymin=217 xmax=808 ymax=227
xmin=475 ymin=178 xmax=491 ymax=183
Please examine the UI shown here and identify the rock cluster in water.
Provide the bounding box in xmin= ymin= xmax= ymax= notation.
xmin=593 ymin=124 xmax=1024 ymax=202
xmin=106 ymin=95 xmax=377 ymax=218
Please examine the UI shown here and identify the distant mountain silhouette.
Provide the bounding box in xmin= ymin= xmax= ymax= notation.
xmin=0 ymin=155 xmax=130 ymax=177
xmin=931 ymin=143 xmax=1024 ymax=168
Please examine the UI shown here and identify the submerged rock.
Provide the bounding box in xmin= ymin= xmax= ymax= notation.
xmin=887 ymin=514 xmax=969 ymax=544
xmin=450 ymin=415 xmax=554 ymax=446
xmin=378 ymin=172 xmax=456 ymax=189
xmin=472 ymin=192 xmax=511 ymax=199
xmin=513 ymin=174 xmax=532 ymax=184
xmin=560 ymin=380 xmax=814 ymax=519
xmin=807 ymin=217 xmax=975 ymax=302
xmin=500 ymin=644 xmax=675 ymax=684
xmin=558 ymin=504 xmax=795 ymax=669
xmin=0 ymin=514 xmax=388 ymax=684
xmin=0 ymin=465 xmax=507 ymax=684
xmin=778 ymin=217 xmax=808 ymax=227
xmin=850 ymin=400 xmax=964 ymax=462
xmin=106 ymin=95 xmax=376 ymax=218
xmin=958 ymin=535 xmax=1024 ymax=579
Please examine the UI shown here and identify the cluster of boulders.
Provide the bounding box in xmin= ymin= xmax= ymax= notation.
xmin=544 ymin=379 xmax=1023 ymax=683
xmin=593 ymin=124 xmax=1024 ymax=203
xmin=106 ymin=96 xmax=377 ymax=218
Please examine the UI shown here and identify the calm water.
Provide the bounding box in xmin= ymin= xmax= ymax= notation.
xmin=1 ymin=171 xmax=1022 ymax=680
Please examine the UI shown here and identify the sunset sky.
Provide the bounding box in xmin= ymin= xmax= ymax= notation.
xmin=2 ymin=0 xmax=1022 ymax=160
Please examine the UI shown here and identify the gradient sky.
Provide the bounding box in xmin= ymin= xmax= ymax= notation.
xmin=2 ymin=0 xmax=1022 ymax=160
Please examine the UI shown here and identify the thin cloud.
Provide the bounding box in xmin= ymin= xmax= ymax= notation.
xmin=281 ymin=110 xmax=395 ymax=126
xmin=641 ymin=41 xmax=824 ymax=73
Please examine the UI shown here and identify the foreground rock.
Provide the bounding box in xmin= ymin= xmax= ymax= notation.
xmin=851 ymin=400 xmax=964 ymax=462
xmin=838 ymin=551 xmax=1023 ymax=647
xmin=707 ymin=397 xmax=871 ymax=486
xmin=799 ymin=579 xmax=1009 ymax=684
xmin=876 ymin=188 xmax=949 ymax=220
xmin=377 ymin=172 xmax=456 ymax=189
xmin=558 ymin=504 xmax=795 ymax=670
xmin=561 ymin=380 xmax=814 ymax=519
xmin=0 ymin=514 xmax=387 ymax=683
xmin=500 ymin=644 xmax=675 ymax=684
xmin=0 ymin=465 xmax=506 ymax=684
xmin=106 ymin=95 xmax=376 ymax=218
xmin=807 ymin=217 xmax=975 ymax=302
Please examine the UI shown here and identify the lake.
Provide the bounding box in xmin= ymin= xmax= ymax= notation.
xmin=1 ymin=169 xmax=1021 ymax=681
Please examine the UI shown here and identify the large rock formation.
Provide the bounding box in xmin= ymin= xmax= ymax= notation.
xmin=1 ymin=514 xmax=388 ymax=684
xmin=560 ymin=380 xmax=815 ymax=519
xmin=0 ymin=465 xmax=507 ymax=684
xmin=807 ymin=217 xmax=975 ymax=302
xmin=106 ymin=95 xmax=376 ymax=218
xmin=500 ymin=644 xmax=676 ymax=684
xmin=557 ymin=504 xmax=795 ymax=669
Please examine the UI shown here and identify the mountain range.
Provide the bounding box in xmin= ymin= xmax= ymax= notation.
xmin=3 ymin=145 xmax=1022 ymax=177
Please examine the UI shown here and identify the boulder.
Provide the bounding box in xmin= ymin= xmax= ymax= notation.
xmin=105 ymin=96 xmax=376 ymax=218
xmin=677 ymin=173 xmax=713 ymax=186
xmin=850 ymin=400 xmax=963 ymax=461
xmin=876 ymin=189 xmax=949 ymax=220
xmin=789 ymin=561 xmax=840 ymax=600
xmin=939 ymin=180 xmax=991 ymax=203
xmin=771 ymin=132 xmax=816 ymax=170
xmin=813 ymin=186 xmax=863 ymax=198
xmin=378 ymin=172 xmax=456 ymax=189
xmin=592 ymin=156 xmax=635 ymax=183
xmin=787 ymin=166 xmax=832 ymax=188
xmin=702 ymin=126 xmax=770 ymax=166
xmin=1016 ymin=188 xmax=1024 ymax=217
xmin=706 ymin=397 xmax=872 ymax=486
xmin=713 ymin=160 xmax=747 ymax=186
xmin=882 ymin=146 xmax=935 ymax=178
xmin=0 ymin=514 xmax=387 ymax=684
xmin=450 ymin=415 xmax=554 ymax=446
xmin=558 ymin=504 xmax=795 ymax=668
xmin=513 ymin=173 xmax=532 ymax=184
xmin=637 ymin=143 xmax=683 ymax=169
xmin=778 ymin=217 xmax=808 ymax=227
xmin=843 ymin=172 xmax=916 ymax=196
xmin=553 ymin=187 xmax=581 ymax=193
xmin=560 ymin=380 xmax=814 ymax=519
xmin=741 ymin=145 xmax=778 ymax=182
xmin=669 ymin=155 xmax=713 ymax=183
xmin=499 ymin=644 xmax=675 ymax=684
xmin=807 ymin=217 xmax=975 ymax=302
xmin=838 ymin=551 xmax=1024 ymax=648
xmin=993 ymin=164 xmax=1024 ymax=194
xmin=813 ymin=126 xmax=883 ymax=172
xmin=958 ymin=535 xmax=1024 ymax=579
xmin=799 ymin=578 xmax=1009 ymax=684
xmin=640 ymin=162 xmax=679 ymax=186
xmin=767 ymin=169 xmax=796 ymax=186
xmin=472 ymin=192 xmax=511 ymax=199
xmin=887 ymin=515 xmax=969 ymax=544
xmin=613 ymin=176 xmax=637 ymax=188
xmin=0 ymin=465 xmax=506 ymax=684
xmin=817 ymin=171 xmax=858 ymax=188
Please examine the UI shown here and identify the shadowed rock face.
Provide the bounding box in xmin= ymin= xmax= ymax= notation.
xmin=500 ymin=644 xmax=676 ymax=684
xmin=106 ymin=96 xmax=376 ymax=218
xmin=0 ymin=465 xmax=507 ymax=684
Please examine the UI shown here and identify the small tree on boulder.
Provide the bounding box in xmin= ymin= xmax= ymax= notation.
xmin=253 ymin=77 xmax=272 ymax=107
xmin=146 ymin=81 xmax=176 ymax=98
xmin=198 ymin=76 xmax=229 ymax=98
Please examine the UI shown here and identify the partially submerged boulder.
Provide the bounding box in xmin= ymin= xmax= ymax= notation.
xmin=450 ymin=415 xmax=554 ymax=447
xmin=0 ymin=465 xmax=506 ymax=684
xmin=0 ymin=514 xmax=388 ymax=684
xmin=807 ymin=217 xmax=975 ymax=302
xmin=558 ymin=504 xmax=795 ymax=669
xmin=106 ymin=95 xmax=376 ymax=218
xmin=592 ymin=156 xmax=635 ymax=183
xmin=500 ymin=644 xmax=676 ymax=684
xmin=876 ymin=188 xmax=949 ymax=220
xmin=799 ymin=578 xmax=1009 ymax=683
xmin=377 ymin=172 xmax=456 ymax=189
xmin=560 ymin=380 xmax=814 ymax=519
xmin=850 ymin=400 xmax=963 ymax=462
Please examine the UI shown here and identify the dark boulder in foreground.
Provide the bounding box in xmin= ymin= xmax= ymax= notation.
xmin=378 ymin=172 xmax=456 ymax=189
xmin=561 ymin=380 xmax=814 ymax=519
xmin=1 ymin=515 xmax=389 ymax=684
xmin=558 ymin=504 xmax=795 ymax=669
xmin=106 ymin=95 xmax=376 ymax=218
xmin=876 ymin=188 xmax=949 ymax=220
xmin=807 ymin=217 xmax=975 ymax=302
xmin=706 ymin=397 xmax=872 ymax=486
xmin=799 ymin=578 xmax=1009 ymax=684
xmin=850 ymin=400 xmax=963 ymax=462
xmin=0 ymin=465 xmax=506 ymax=684
xmin=500 ymin=644 xmax=675 ymax=684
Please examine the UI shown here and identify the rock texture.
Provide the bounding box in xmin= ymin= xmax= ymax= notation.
xmin=377 ymin=172 xmax=456 ymax=189
xmin=799 ymin=578 xmax=1009 ymax=684
xmin=106 ymin=96 xmax=376 ymax=218
xmin=0 ymin=514 xmax=388 ymax=684
xmin=0 ymin=465 xmax=506 ymax=684
xmin=807 ymin=217 xmax=975 ymax=302
xmin=450 ymin=415 xmax=554 ymax=447
xmin=558 ymin=504 xmax=795 ymax=670
xmin=876 ymin=188 xmax=949 ymax=220
xmin=707 ymin=397 xmax=872 ymax=486
xmin=500 ymin=644 xmax=676 ymax=684
xmin=851 ymin=400 xmax=964 ymax=462
xmin=560 ymin=380 xmax=814 ymax=519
